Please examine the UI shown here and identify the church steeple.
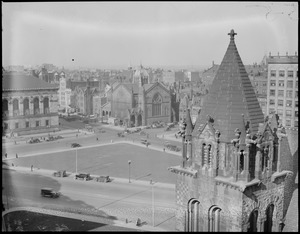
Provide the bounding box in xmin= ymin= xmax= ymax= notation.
xmin=193 ymin=29 xmax=264 ymax=143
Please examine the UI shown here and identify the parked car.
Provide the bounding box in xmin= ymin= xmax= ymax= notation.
xmin=117 ymin=132 xmax=125 ymax=137
xmin=75 ymin=173 xmax=92 ymax=181
xmin=53 ymin=170 xmax=67 ymax=177
xmin=71 ymin=143 xmax=81 ymax=148
xmin=94 ymin=175 xmax=111 ymax=183
xmin=41 ymin=188 xmax=61 ymax=198
xmin=141 ymin=139 xmax=150 ymax=146
xmin=28 ymin=138 xmax=40 ymax=144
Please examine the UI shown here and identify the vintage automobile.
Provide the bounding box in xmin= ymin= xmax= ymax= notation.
xmin=74 ymin=173 xmax=92 ymax=181
xmin=140 ymin=139 xmax=150 ymax=146
xmin=94 ymin=175 xmax=111 ymax=183
xmin=71 ymin=143 xmax=81 ymax=148
xmin=53 ymin=170 xmax=67 ymax=177
xmin=28 ymin=138 xmax=41 ymax=144
xmin=41 ymin=188 xmax=61 ymax=198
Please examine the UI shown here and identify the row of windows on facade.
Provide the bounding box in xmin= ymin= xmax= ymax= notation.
xmin=270 ymin=80 xmax=298 ymax=88
xmin=3 ymin=119 xmax=50 ymax=131
xmin=2 ymin=98 xmax=50 ymax=117
xmin=186 ymin=199 xmax=276 ymax=232
xmin=268 ymin=111 xmax=298 ymax=127
xmin=270 ymin=70 xmax=298 ymax=77
xmin=268 ymin=109 xmax=298 ymax=118
xmin=269 ymin=90 xmax=298 ymax=98
xmin=269 ymin=99 xmax=298 ymax=108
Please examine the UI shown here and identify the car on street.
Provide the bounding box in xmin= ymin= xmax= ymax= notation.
xmin=75 ymin=173 xmax=92 ymax=181
xmin=41 ymin=188 xmax=61 ymax=198
xmin=28 ymin=138 xmax=41 ymax=144
xmin=94 ymin=175 xmax=111 ymax=183
xmin=71 ymin=143 xmax=81 ymax=148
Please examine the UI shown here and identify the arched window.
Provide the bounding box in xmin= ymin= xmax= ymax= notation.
xmin=240 ymin=150 xmax=244 ymax=172
xmin=43 ymin=97 xmax=49 ymax=114
xmin=33 ymin=97 xmax=40 ymax=115
xmin=13 ymin=99 xmax=19 ymax=116
xmin=202 ymin=143 xmax=206 ymax=167
xmin=3 ymin=99 xmax=9 ymax=117
xmin=23 ymin=98 xmax=30 ymax=115
xmin=207 ymin=144 xmax=212 ymax=168
xmin=264 ymin=204 xmax=274 ymax=232
xmin=152 ymin=93 xmax=162 ymax=116
xmin=247 ymin=209 xmax=258 ymax=232
xmin=187 ymin=199 xmax=201 ymax=232
xmin=208 ymin=205 xmax=222 ymax=232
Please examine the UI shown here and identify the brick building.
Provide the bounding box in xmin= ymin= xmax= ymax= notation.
xmin=2 ymin=73 xmax=59 ymax=136
xmin=169 ymin=30 xmax=295 ymax=232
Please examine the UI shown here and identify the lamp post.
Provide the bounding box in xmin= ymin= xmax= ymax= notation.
xmin=151 ymin=180 xmax=156 ymax=227
xmin=75 ymin=148 xmax=78 ymax=174
xmin=128 ymin=160 xmax=131 ymax=183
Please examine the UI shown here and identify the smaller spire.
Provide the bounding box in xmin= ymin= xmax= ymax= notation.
xmin=228 ymin=29 xmax=237 ymax=40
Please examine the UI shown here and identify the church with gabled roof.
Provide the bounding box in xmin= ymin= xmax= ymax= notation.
xmin=169 ymin=30 xmax=295 ymax=232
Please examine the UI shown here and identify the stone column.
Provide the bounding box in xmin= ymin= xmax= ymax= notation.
xmin=135 ymin=113 xmax=138 ymax=127
xmin=255 ymin=148 xmax=262 ymax=180
xmin=30 ymin=97 xmax=34 ymax=115
xmin=8 ymin=100 xmax=13 ymax=117
xmin=244 ymin=146 xmax=250 ymax=182
xmin=40 ymin=97 xmax=44 ymax=114
xmin=19 ymin=98 xmax=24 ymax=116
xmin=182 ymin=137 xmax=187 ymax=168
xmin=234 ymin=151 xmax=240 ymax=182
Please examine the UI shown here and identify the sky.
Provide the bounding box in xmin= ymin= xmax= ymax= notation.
xmin=2 ymin=1 xmax=298 ymax=69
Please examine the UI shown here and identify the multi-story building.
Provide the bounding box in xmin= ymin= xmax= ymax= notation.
xmin=58 ymin=77 xmax=72 ymax=110
xmin=2 ymin=72 xmax=59 ymax=136
xmin=200 ymin=61 xmax=219 ymax=91
xmin=169 ymin=30 xmax=295 ymax=232
xmin=266 ymin=52 xmax=298 ymax=127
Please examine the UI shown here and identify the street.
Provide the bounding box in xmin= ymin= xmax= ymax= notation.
xmin=2 ymin=168 xmax=176 ymax=230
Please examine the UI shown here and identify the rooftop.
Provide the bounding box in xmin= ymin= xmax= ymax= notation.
xmin=2 ymin=73 xmax=59 ymax=91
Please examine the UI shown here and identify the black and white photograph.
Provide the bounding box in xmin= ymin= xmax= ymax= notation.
xmin=2 ymin=1 xmax=298 ymax=232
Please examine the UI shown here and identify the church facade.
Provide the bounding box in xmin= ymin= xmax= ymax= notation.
xmin=111 ymin=65 xmax=172 ymax=127
xmin=169 ymin=30 xmax=294 ymax=232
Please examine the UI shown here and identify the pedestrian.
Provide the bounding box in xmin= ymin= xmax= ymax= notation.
xmin=78 ymin=128 xmax=79 ymax=133
xmin=96 ymin=137 xmax=98 ymax=141
xmin=14 ymin=140 xmax=16 ymax=145
xmin=31 ymin=165 xmax=33 ymax=171
xmin=76 ymin=134 xmax=78 ymax=138
xmin=163 ymin=147 xmax=165 ymax=152
xmin=5 ymin=153 xmax=7 ymax=158
xmin=16 ymin=153 xmax=18 ymax=158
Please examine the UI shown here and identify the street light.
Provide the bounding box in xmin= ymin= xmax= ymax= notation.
xmin=128 ymin=160 xmax=131 ymax=183
xmin=151 ymin=179 xmax=157 ymax=227
xmin=75 ymin=148 xmax=78 ymax=174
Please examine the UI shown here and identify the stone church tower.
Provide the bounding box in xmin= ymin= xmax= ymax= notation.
xmin=169 ymin=30 xmax=294 ymax=232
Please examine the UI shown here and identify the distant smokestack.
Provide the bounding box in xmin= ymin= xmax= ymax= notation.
xmin=278 ymin=52 xmax=280 ymax=56
xmin=286 ymin=52 xmax=288 ymax=56
xmin=212 ymin=61 xmax=214 ymax=67
xmin=269 ymin=52 xmax=271 ymax=56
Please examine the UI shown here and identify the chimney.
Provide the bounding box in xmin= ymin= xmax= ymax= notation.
xmin=278 ymin=52 xmax=280 ymax=56
xmin=269 ymin=52 xmax=271 ymax=57
xmin=286 ymin=52 xmax=288 ymax=56
xmin=212 ymin=61 xmax=214 ymax=67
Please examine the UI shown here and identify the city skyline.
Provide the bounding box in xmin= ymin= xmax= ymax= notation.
xmin=2 ymin=1 xmax=298 ymax=69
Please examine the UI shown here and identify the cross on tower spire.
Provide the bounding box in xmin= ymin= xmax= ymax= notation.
xmin=228 ymin=29 xmax=237 ymax=40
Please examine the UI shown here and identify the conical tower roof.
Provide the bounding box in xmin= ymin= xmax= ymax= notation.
xmin=193 ymin=29 xmax=264 ymax=143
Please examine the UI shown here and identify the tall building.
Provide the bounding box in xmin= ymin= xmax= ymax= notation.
xmin=169 ymin=30 xmax=295 ymax=232
xmin=266 ymin=52 xmax=298 ymax=128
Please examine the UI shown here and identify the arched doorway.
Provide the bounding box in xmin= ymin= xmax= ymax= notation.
xmin=247 ymin=210 xmax=258 ymax=232
xmin=130 ymin=115 xmax=135 ymax=127
xmin=137 ymin=114 xmax=142 ymax=126
xmin=264 ymin=204 xmax=274 ymax=232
